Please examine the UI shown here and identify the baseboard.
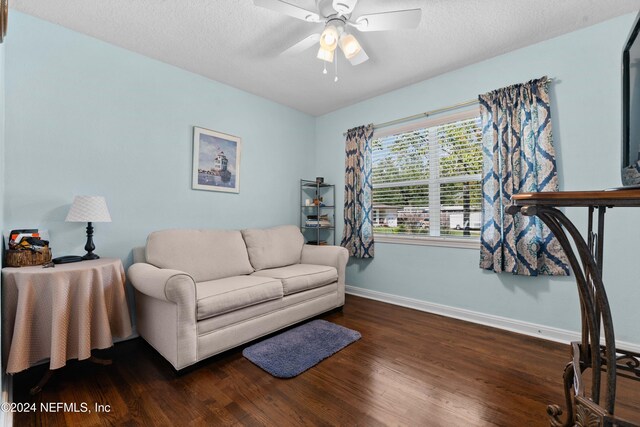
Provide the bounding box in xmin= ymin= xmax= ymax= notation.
xmin=345 ymin=285 xmax=640 ymax=353
xmin=1 ymin=373 xmax=12 ymax=427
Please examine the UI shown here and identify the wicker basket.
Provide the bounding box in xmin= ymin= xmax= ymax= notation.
xmin=5 ymin=247 xmax=52 ymax=267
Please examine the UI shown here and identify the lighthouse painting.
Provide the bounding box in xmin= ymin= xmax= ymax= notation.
xmin=192 ymin=127 xmax=242 ymax=193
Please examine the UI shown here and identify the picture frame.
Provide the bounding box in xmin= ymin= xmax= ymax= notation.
xmin=192 ymin=126 xmax=242 ymax=193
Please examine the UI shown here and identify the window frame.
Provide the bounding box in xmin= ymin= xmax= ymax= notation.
xmin=372 ymin=106 xmax=482 ymax=249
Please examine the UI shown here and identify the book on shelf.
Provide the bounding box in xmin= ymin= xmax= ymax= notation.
xmin=305 ymin=213 xmax=331 ymax=227
xmin=307 ymin=240 xmax=328 ymax=245
xmin=305 ymin=220 xmax=332 ymax=227
xmin=306 ymin=214 xmax=329 ymax=220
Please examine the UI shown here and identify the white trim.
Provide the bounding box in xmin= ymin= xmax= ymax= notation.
xmin=428 ymin=126 xmax=440 ymax=237
xmin=437 ymin=174 xmax=482 ymax=184
xmin=375 ymin=235 xmax=480 ymax=249
xmin=345 ymin=286 xmax=640 ymax=353
xmin=374 ymin=179 xmax=430 ymax=189
xmin=371 ymin=108 xmax=483 ymax=246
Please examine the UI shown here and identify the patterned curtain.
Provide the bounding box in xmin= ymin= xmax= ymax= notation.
xmin=479 ymin=77 xmax=569 ymax=276
xmin=341 ymin=124 xmax=375 ymax=258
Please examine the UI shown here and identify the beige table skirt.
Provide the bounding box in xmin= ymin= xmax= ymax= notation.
xmin=2 ymin=258 xmax=133 ymax=374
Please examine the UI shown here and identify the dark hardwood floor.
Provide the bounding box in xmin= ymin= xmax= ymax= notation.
xmin=11 ymin=295 xmax=640 ymax=426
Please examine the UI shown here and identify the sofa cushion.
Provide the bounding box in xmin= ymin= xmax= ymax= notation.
xmin=196 ymin=275 xmax=283 ymax=321
xmin=146 ymin=229 xmax=254 ymax=282
xmin=197 ymin=283 xmax=339 ymax=335
xmin=241 ymin=225 xmax=304 ymax=271
xmin=252 ymin=264 xmax=337 ymax=295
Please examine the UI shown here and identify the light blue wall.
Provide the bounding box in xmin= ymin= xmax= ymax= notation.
xmin=315 ymin=13 xmax=640 ymax=345
xmin=4 ymin=12 xmax=640 ymax=346
xmin=4 ymin=12 xmax=315 ymax=266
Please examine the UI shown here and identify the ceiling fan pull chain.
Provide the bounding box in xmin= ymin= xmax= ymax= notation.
xmin=323 ymin=62 xmax=327 ymax=75
xmin=334 ymin=54 xmax=339 ymax=82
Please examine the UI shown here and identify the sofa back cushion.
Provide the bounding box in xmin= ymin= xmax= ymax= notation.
xmin=145 ymin=229 xmax=254 ymax=282
xmin=241 ymin=225 xmax=304 ymax=271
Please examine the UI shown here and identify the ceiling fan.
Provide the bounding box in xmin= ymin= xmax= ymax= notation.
xmin=254 ymin=0 xmax=422 ymax=72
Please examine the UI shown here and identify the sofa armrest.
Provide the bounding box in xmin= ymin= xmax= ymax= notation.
xmin=301 ymin=245 xmax=348 ymax=290
xmin=128 ymin=262 xmax=196 ymax=304
xmin=128 ymin=262 xmax=198 ymax=370
xmin=301 ymin=244 xmax=348 ymax=268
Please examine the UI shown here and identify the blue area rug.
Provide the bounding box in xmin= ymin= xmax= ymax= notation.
xmin=242 ymin=319 xmax=361 ymax=378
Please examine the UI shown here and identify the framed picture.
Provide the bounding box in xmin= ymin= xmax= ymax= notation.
xmin=192 ymin=126 xmax=242 ymax=193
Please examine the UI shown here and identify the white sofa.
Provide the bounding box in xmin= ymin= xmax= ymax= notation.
xmin=128 ymin=225 xmax=348 ymax=370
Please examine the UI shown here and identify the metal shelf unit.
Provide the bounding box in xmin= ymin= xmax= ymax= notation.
xmin=300 ymin=179 xmax=336 ymax=245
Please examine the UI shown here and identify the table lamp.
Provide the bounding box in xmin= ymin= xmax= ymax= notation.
xmin=65 ymin=196 xmax=112 ymax=260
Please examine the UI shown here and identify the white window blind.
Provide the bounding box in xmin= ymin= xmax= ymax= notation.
xmin=372 ymin=109 xmax=483 ymax=243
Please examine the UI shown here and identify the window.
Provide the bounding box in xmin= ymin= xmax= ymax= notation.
xmin=372 ymin=109 xmax=482 ymax=246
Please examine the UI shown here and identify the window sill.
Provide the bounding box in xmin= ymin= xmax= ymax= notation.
xmin=374 ymin=234 xmax=480 ymax=249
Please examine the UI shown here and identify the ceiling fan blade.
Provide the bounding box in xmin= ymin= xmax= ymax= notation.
xmin=253 ymin=0 xmax=320 ymax=23
xmin=332 ymin=0 xmax=359 ymax=15
xmin=354 ymin=8 xmax=422 ymax=32
xmin=348 ymin=46 xmax=369 ymax=65
xmin=281 ymin=33 xmax=321 ymax=56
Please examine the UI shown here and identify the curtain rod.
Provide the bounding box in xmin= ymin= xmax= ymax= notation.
xmin=341 ymin=98 xmax=478 ymax=137
xmin=342 ymin=77 xmax=554 ymax=136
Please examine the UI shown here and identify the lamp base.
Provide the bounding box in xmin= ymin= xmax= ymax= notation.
xmin=82 ymin=222 xmax=100 ymax=261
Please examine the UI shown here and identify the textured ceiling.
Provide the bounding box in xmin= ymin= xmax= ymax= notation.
xmin=10 ymin=0 xmax=640 ymax=115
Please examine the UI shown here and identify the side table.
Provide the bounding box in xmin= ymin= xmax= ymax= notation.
xmin=509 ymin=189 xmax=640 ymax=427
xmin=2 ymin=258 xmax=132 ymax=393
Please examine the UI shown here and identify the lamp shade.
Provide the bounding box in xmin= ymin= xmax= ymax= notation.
xmin=65 ymin=196 xmax=112 ymax=223
xmin=348 ymin=48 xmax=369 ymax=65
xmin=319 ymin=25 xmax=339 ymax=51
xmin=317 ymin=46 xmax=335 ymax=62
xmin=339 ymin=33 xmax=362 ymax=59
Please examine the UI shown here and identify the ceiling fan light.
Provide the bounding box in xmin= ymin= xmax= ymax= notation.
xmin=339 ymin=33 xmax=361 ymax=59
xmin=349 ymin=48 xmax=369 ymax=65
xmin=320 ymin=25 xmax=339 ymax=51
xmin=317 ymin=46 xmax=335 ymax=62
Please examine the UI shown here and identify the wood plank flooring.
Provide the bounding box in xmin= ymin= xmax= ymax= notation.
xmin=11 ymin=295 xmax=640 ymax=426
